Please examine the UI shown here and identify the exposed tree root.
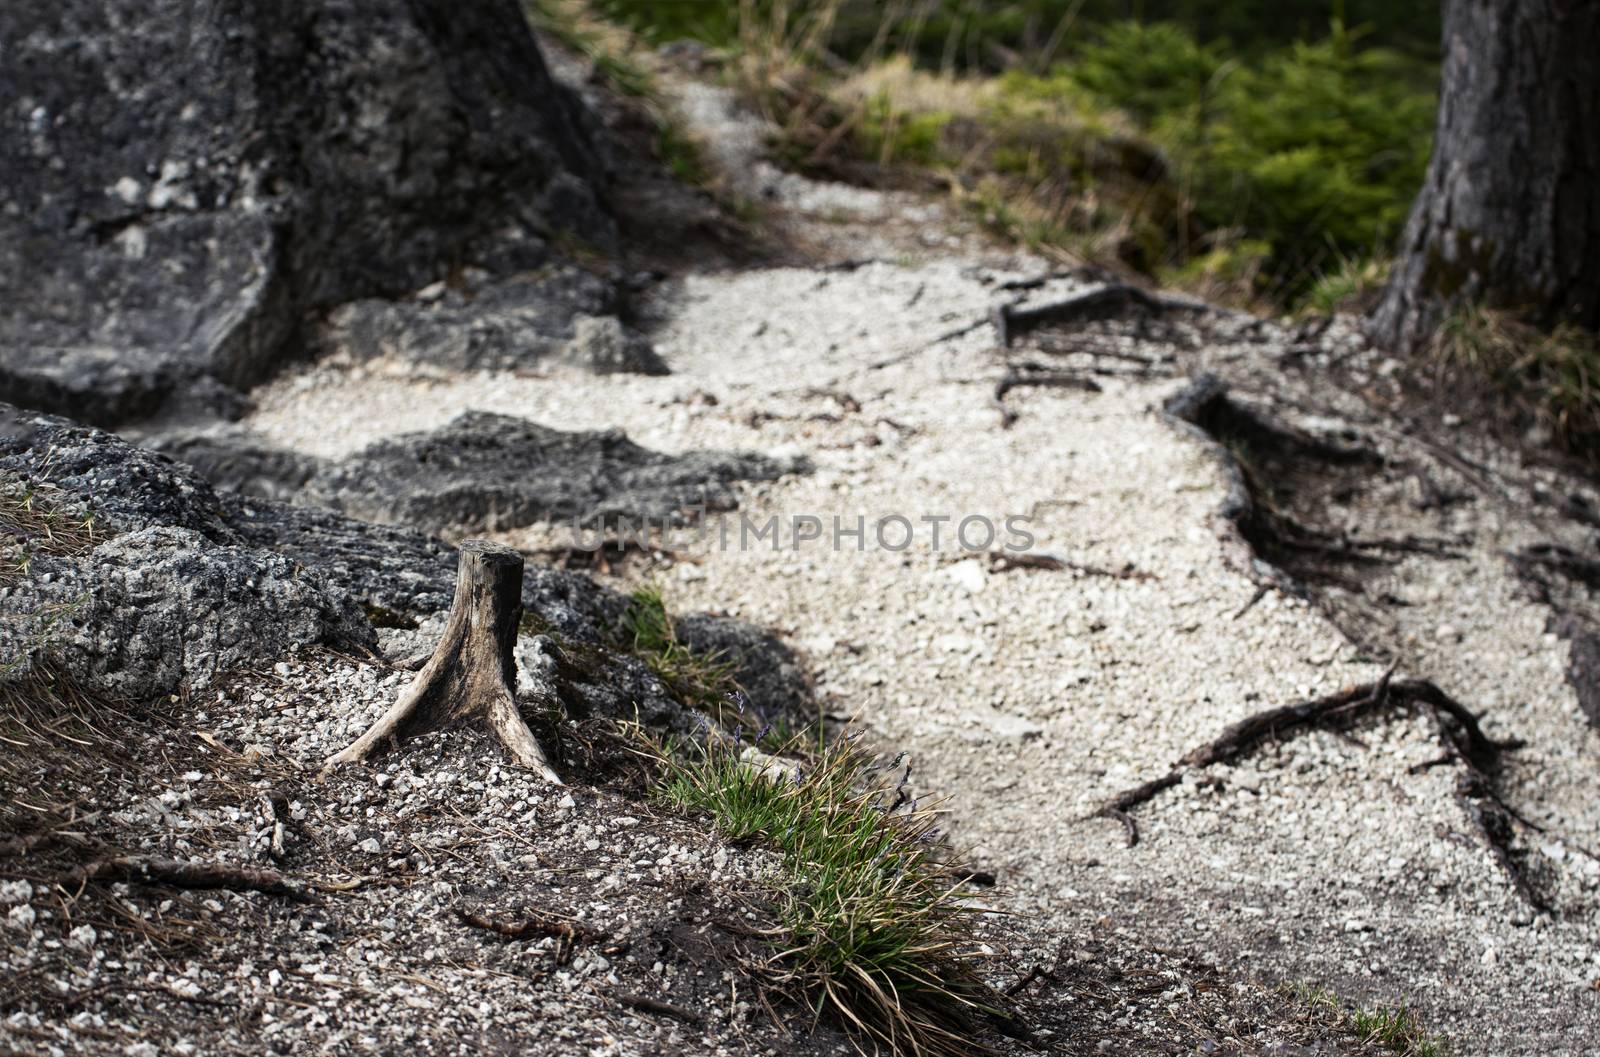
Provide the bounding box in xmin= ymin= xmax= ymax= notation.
xmin=57 ymin=856 xmax=313 ymax=902
xmin=454 ymin=904 xmax=604 ymax=964
xmin=991 ymin=284 xmax=1208 ymax=348
xmin=993 ymin=364 xmax=1102 ymax=427
xmin=1091 ymin=672 xmax=1522 ymax=848
xmin=1510 ymin=543 xmax=1600 ymax=729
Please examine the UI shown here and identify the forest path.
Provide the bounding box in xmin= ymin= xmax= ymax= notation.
xmin=243 ymin=77 xmax=1600 ymax=1056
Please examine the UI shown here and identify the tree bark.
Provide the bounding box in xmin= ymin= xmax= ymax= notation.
xmin=326 ymin=539 xmax=561 ymax=783
xmin=1368 ymin=0 xmax=1600 ymax=353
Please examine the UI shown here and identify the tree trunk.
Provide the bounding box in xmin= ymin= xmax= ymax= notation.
xmin=1368 ymin=0 xmax=1600 ymax=353
xmin=326 ymin=539 xmax=562 ymax=783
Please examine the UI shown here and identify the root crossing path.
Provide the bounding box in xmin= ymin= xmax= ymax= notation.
xmin=244 ymin=82 xmax=1600 ymax=1056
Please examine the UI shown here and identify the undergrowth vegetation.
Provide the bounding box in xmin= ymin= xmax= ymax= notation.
xmin=641 ymin=722 xmax=1003 ymax=1056
xmin=1290 ymin=983 xmax=1445 ymax=1057
xmin=575 ymin=0 xmax=1437 ymax=309
xmin=1427 ymin=305 xmax=1600 ymax=461
xmin=525 ymin=0 xmax=714 ymax=189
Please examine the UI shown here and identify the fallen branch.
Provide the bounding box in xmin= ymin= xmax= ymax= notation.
xmin=57 ymin=856 xmax=313 ymax=902
xmin=612 ymin=991 xmax=704 ymax=1023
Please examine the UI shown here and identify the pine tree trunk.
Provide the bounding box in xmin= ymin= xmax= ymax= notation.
xmin=1368 ymin=0 xmax=1600 ymax=353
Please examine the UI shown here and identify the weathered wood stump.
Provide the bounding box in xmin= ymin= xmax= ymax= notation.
xmin=326 ymin=540 xmax=561 ymax=783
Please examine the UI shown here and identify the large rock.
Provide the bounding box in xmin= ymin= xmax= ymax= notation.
xmin=0 ymin=0 xmax=615 ymax=425
xmin=0 ymin=403 xmax=235 ymax=543
xmin=305 ymin=411 xmax=804 ymax=535
xmin=2 ymin=404 xmax=812 ymax=726
xmin=317 ymin=268 xmax=666 ymax=375
xmin=0 ymin=404 xmax=375 ymax=697
xmin=11 ymin=527 xmax=376 ymax=700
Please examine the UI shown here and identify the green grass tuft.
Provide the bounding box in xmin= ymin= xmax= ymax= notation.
xmin=644 ymin=727 xmax=1003 ymax=1056
xmin=617 ymin=584 xmax=740 ymax=714
xmin=1352 ymin=1002 xmax=1443 ymax=1056
xmin=1284 ymin=982 xmax=1446 ymax=1057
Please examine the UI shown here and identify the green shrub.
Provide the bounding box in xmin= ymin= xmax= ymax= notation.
xmin=1172 ymin=24 xmax=1434 ymax=296
xmin=1070 ymin=20 xmax=1224 ymax=124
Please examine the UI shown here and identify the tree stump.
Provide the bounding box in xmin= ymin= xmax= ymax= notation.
xmin=326 ymin=540 xmax=561 ymax=783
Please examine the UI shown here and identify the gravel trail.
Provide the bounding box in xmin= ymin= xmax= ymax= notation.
xmin=242 ymin=79 xmax=1600 ymax=1055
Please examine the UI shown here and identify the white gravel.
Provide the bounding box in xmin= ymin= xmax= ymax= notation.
xmin=237 ymin=78 xmax=1600 ymax=1056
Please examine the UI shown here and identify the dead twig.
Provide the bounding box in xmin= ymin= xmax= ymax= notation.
xmin=454 ymin=904 xmax=603 ymax=964
xmin=56 ymin=856 xmax=313 ymax=902
xmin=612 ymin=991 xmax=704 ymax=1023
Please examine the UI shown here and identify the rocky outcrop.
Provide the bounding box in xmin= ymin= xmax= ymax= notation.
xmin=316 ymin=268 xmax=665 ymax=375
xmin=17 ymin=528 xmax=376 ymax=700
xmin=152 ymin=411 xmax=803 ymax=535
xmin=2 ymin=404 xmax=810 ymax=724
xmin=0 ymin=0 xmax=616 ymax=425
xmin=312 ymin=412 xmax=801 ymax=533
xmin=0 ymin=404 xmax=235 ymax=543
xmin=0 ymin=404 xmax=375 ymax=696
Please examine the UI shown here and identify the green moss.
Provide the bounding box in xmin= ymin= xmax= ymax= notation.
xmin=361 ymin=603 xmax=418 ymax=631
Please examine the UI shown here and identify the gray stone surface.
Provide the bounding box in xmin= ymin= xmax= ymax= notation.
xmin=9 ymin=527 xmax=375 ymax=700
xmin=0 ymin=404 xmax=234 ymax=542
xmin=0 ymin=0 xmax=614 ymax=425
xmin=2 ymin=403 xmax=810 ymax=726
xmin=305 ymin=411 xmax=803 ymax=534
xmin=316 ymin=268 xmax=663 ymax=374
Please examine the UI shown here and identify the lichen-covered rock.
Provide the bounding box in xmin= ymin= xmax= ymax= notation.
xmin=0 ymin=404 xmax=369 ymax=697
xmin=0 ymin=404 xmax=235 ymax=543
xmin=306 ymin=411 xmax=804 ymax=534
xmin=4 ymin=528 xmax=375 ymax=700
xmin=317 ymin=269 xmax=661 ymax=374
xmin=0 ymin=0 xmax=614 ymax=425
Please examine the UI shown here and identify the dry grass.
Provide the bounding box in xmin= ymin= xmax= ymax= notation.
xmin=0 ymin=472 xmax=99 ymax=585
xmin=526 ymin=0 xmax=715 ymax=189
xmin=1427 ymin=305 xmax=1600 ymax=465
